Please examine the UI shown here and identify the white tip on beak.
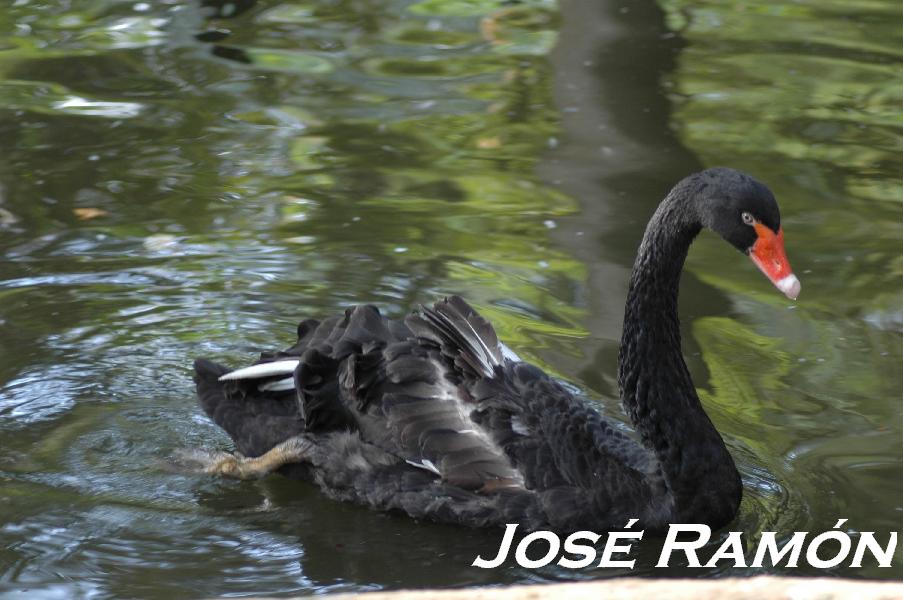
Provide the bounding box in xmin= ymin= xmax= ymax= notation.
xmin=775 ymin=274 xmax=801 ymax=300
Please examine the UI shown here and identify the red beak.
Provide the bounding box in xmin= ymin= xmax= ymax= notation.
xmin=749 ymin=223 xmax=801 ymax=300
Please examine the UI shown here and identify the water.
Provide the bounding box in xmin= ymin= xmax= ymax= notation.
xmin=0 ymin=0 xmax=900 ymax=597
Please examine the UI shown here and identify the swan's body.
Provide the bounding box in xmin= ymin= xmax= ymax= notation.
xmin=193 ymin=168 xmax=799 ymax=532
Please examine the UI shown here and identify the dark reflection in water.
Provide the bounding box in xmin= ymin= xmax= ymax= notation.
xmin=0 ymin=0 xmax=901 ymax=597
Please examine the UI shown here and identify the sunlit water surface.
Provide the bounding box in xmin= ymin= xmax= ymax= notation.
xmin=0 ymin=0 xmax=901 ymax=597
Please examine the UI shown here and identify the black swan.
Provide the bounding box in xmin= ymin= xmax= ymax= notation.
xmin=192 ymin=167 xmax=799 ymax=532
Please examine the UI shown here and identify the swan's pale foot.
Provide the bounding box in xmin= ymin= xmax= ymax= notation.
xmin=204 ymin=436 xmax=312 ymax=480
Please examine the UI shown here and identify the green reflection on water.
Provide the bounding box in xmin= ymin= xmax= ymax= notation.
xmin=0 ymin=0 xmax=901 ymax=596
xmin=0 ymin=1 xmax=587 ymax=596
xmin=660 ymin=0 xmax=903 ymax=575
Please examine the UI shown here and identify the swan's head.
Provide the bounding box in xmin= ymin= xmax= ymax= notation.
xmin=696 ymin=167 xmax=801 ymax=300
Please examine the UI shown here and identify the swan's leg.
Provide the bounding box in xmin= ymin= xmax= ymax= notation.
xmin=206 ymin=435 xmax=314 ymax=480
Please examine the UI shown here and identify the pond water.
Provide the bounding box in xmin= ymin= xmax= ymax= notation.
xmin=0 ymin=0 xmax=901 ymax=597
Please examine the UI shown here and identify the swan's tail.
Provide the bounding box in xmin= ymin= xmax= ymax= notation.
xmin=193 ymin=358 xmax=305 ymax=458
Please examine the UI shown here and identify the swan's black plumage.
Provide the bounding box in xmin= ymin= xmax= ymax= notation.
xmin=194 ymin=168 xmax=796 ymax=532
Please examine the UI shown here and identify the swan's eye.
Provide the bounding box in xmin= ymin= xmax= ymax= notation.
xmin=741 ymin=211 xmax=755 ymax=225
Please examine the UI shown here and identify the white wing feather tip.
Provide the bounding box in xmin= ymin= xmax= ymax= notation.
xmin=218 ymin=359 xmax=300 ymax=382
xmin=258 ymin=377 xmax=297 ymax=392
xmin=406 ymin=458 xmax=441 ymax=476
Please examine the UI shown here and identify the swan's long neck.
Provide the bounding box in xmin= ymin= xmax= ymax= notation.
xmin=618 ymin=189 xmax=741 ymax=524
